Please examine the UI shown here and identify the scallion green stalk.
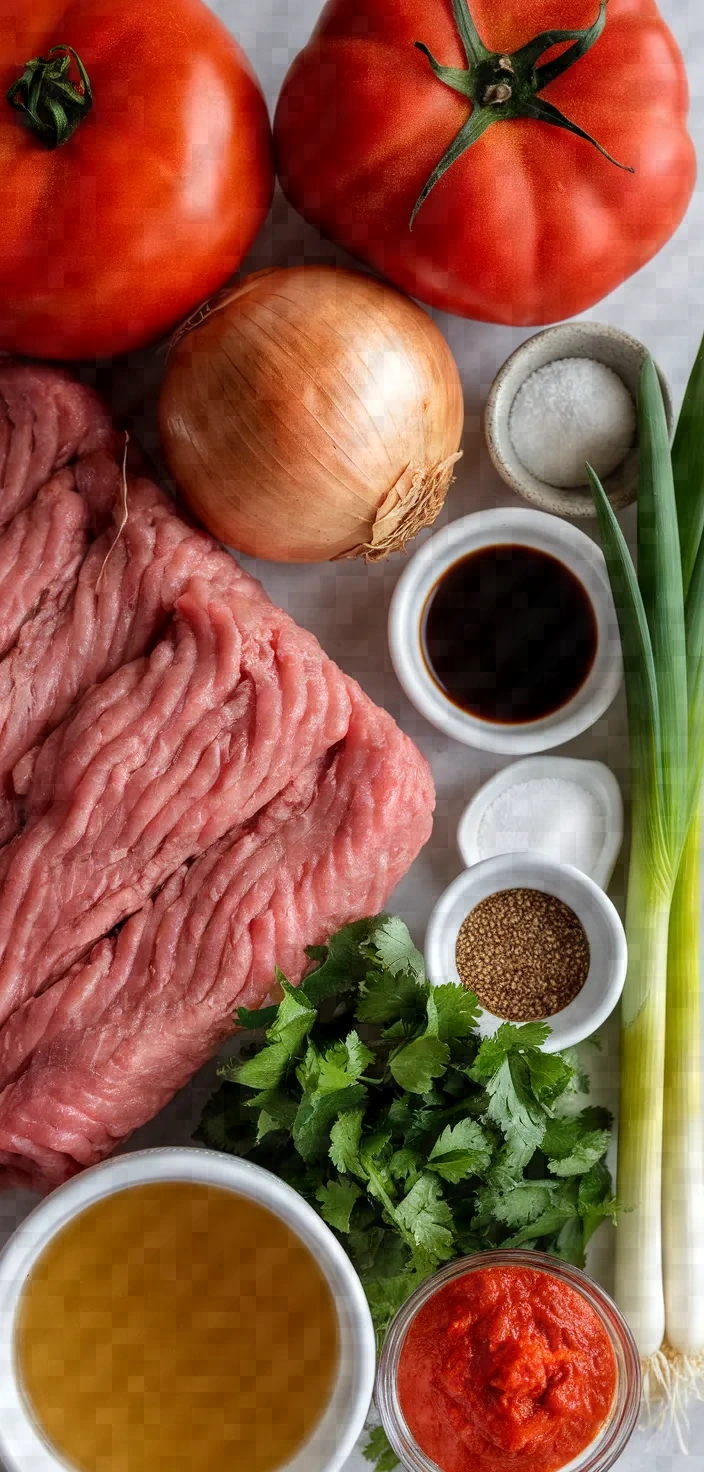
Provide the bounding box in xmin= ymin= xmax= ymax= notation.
xmin=663 ymin=812 xmax=704 ymax=1362
xmin=615 ymin=842 xmax=671 ymax=1354
xmin=590 ymin=356 xmax=690 ymax=1379
xmin=661 ymin=336 xmax=704 ymax=1376
xmin=592 ymin=336 xmax=704 ymax=1408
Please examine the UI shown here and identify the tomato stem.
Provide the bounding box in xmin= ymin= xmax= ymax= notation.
xmin=412 ymin=0 xmax=634 ymax=228
xmin=6 ymin=46 xmax=93 ymax=150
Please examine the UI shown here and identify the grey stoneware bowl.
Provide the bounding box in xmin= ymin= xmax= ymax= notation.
xmin=485 ymin=322 xmax=674 ymax=518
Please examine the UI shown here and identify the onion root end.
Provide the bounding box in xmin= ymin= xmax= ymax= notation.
xmin=340 ymin=451 xmax=462 ymax=563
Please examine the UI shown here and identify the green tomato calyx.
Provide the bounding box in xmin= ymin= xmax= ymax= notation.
xmin=412 ymin=0 xmax=633 ymax=228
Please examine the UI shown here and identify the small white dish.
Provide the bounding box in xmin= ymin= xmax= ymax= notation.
xmin=424 ymin=853 xmax=628 ymax=1052
xmin=457 ymin=757 xmax=624 ymax=890
xmin=484 ymin=321 xmax=674 ymax=518
xmin=0 ymin=1147 xmax=376 ymax=1472
xmin=388 ymin=508 xmax=622 ymax=754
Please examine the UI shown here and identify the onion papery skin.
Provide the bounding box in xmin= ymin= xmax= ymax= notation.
xmin=158 ymin=266 xmax=464 ymax=563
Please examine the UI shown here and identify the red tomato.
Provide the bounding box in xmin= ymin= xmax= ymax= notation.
xmin=0 ymin=0 xmax=274 ymax=359
xmin=274 ymin=0 xmax=695 ymax=325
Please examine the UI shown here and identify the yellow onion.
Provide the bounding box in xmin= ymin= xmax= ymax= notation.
xmin=158 ymin=266 xmax=464 ymax=562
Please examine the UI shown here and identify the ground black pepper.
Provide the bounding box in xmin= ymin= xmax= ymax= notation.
xmin=455 ymin=887 xmax=590 ymax=1021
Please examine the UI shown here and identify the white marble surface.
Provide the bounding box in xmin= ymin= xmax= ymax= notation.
xmin=3 ymin=0 xmax=704 ymax=1467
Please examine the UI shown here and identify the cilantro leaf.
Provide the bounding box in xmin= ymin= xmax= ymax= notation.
xmin=361 ymin=915 xmax=425 ymax=981
xmin=504 ymin=1204 xmax=578 ymax=1247
xmin=577 ymin=1162 xmax=619 ymax=1245
xmin=395 ymin=1175 xmax=455 ymax=1261
xmin=303 ymin=918 xmax=380 ymax=1005
xmin=555 ymin=1216 xmax=587 ymax=1267
xmin=316 ymin=1032 xmax=375 ymax=1092
xmin=429 ymin=984 xmax=482 ymax=1042
xmin=359 ymin=1130 xmax=396 ymax=1206
xmin=389 ymin=1148 xmax=423 ymax=1182
xmin=233 ymin=983 xmax=317 ymax=1090
xmin=363 ymin=1425 xmax=400 ymax=1472
xmin=381 ymin=1018 xmax=419 ymax=1041
xmin=386 ymin=1096 xmax=440 ymax=1148
xmin=356 ymin=971 xmax=426 ymax=1028
xmin=547 ymin=1133 xmax=612 ymax=1177
xmin=268 ymin=981 xmax=317 ymax=1051
xmin=427 ymin=1120 xmax=492 ymax=1184
xmin=316 ymin=1179 xmax=362 ymax=1233
xmin=390 ymin=1035 xmax=450 ymax=1094
xmin=543 ymin=1112 xmax=611 ymax=1177
xmin=243 ymin=1087 xmax=298 ymax=1140
xmin=483 ymin=1054 xmax=548 ymax=1170
xmin=236 ymin=1003 xmax=279 ymax=1031
xmin=292 ymin=1084 xmax=367 ymax=1162
xmin=256 ymin=1111 xmax=281 ymax=1142
xmin=526 ymin=1050 xmax=576 ymax=1104
xmin=471 ymin=1021 xmax=551 ymax=1080
xmin=329 ymin=1109 xmax=365 ymax=1177
xmin=348 ymin=1224 xmax=409 ymax=1287
xmin=233 ymin=1042 xmax=292 ymax=1091
xmin=364 ymin=1270 xmax=427 ymax=1349
xmin=474 ymin=1179 xmax=563 ymax=1229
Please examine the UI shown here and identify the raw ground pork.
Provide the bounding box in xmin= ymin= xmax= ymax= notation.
xmin=0 ymin=470 xmax=88 ymax=659
xmin=0 ymin=681 xmax=433 ymax=1191
xmin=0 ymin=361 xmax=114 ymax=526
xmin=0 ymin=578 xmax=351 ymax=1020
xmin=0 ymin=362 xmax=435 ymax=1191
xmin=0 ymin=453 xmax=264 ymax=843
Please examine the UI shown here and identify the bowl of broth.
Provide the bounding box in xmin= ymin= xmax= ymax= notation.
xmin=388 ymin=508 xmax=623 ymax=754
xmin=0 ymin=1147 xmax=376 ymax=1472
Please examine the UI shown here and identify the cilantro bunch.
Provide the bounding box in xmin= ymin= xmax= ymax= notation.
xmin=198 ymin=915 xmax=617 ymax=1348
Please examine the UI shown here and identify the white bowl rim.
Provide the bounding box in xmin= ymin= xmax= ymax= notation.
xmin=424 ymin=852 xmax=628 ymax=1052
xmin=456 ymin=756 xmax=624 ymax=890
xmin=388 ymin=508 xmax=623 ymax=754
xmin=0 ymin=1146 xmax=376 ymax=1472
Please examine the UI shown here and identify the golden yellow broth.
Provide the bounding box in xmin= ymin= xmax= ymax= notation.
xmin=17 ymin=1181 xmax=339 ymax=1472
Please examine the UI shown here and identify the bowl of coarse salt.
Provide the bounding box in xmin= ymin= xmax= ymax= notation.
xmin=457 ymin=756 xmax=624 ymax=891
xmin=485 ymin=322 xmax=674 ymax=518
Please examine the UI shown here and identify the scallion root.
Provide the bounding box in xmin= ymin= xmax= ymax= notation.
xmin=640 ymin=1345 xmax=704 ymax=1452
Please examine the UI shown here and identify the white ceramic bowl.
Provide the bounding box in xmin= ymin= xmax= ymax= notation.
xmin=484 ymin=321 xmax=674 ymax=518
xmin=424 ymin=853 xmax=628 ymax=1052
xmin=0 ymin=1147 xmax=376 ymax=1472
xmin=457 ymin=756 xmax=624 ymax=890
xmin=388 ymin=508 xmax=622 ymax=754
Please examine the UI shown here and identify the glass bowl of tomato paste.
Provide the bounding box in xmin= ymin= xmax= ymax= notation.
xmin=376 ymin=1250 xmax=641 ymax=1472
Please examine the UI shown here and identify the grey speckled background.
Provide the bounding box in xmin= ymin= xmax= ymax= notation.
xmin=3 ymin=1 xmax=704 ymax=1467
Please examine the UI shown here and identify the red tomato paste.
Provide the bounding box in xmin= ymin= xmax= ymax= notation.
xmin=397 ymin=1265 xmax=617 ymax=1472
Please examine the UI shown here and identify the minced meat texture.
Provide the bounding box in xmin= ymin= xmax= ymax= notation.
xmin=0 ymin=362 xmax=435 ymax=1192
xmin=0 ymin=680 xmax=434 ymax=1192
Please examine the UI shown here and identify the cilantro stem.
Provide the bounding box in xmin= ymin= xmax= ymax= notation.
xmin=363 ymin=1159 xmax=417 ymax=1254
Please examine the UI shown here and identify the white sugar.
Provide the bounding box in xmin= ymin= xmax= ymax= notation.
xmin=509 ymin=356 xmax=637 ymax=489
xmin=476 ymin=777 xmax=605 ymax=875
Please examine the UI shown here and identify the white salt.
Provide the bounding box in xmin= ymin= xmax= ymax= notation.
xmin=509 ymin=356 xmax=637 ymax=490
xmin=476 ymin=777 xmax=605 ymax=875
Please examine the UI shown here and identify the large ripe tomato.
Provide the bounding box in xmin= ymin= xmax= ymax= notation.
xmin=275 ymin=0 xmax=695 ymax=325
xmin=0 ymin=0 xmax=274 ymax=359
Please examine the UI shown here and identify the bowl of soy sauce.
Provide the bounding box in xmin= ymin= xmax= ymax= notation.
xmin=388 ymin=509 xmax=622 ymax=754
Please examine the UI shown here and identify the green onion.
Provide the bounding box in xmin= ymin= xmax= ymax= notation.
xmin=663 ymin=812 xmax=704 ymax=1367
xmin=591 ymin=337 xmax=704 ymax=1400
xmin=661 ymin=340 xmax=704 ymax=1379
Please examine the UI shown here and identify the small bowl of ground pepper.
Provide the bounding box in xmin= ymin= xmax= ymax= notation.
xmin=376 ymin=1250 xmax=641 ymax=1472
xmin=424 ymin=853 xmax=627 ymax=1052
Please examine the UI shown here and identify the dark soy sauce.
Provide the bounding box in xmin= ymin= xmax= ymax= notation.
xmin=421 ymin=544 xmax=598 ymax=725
